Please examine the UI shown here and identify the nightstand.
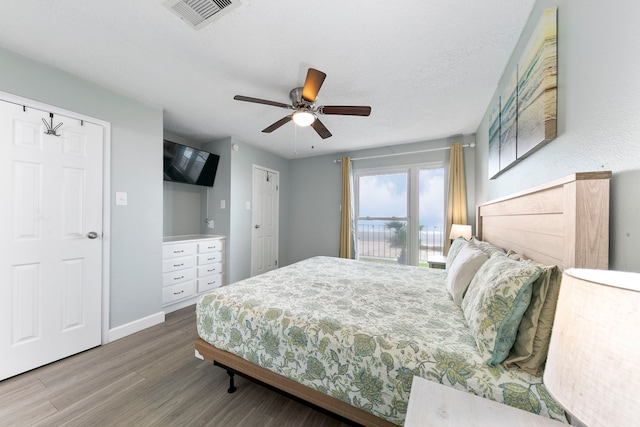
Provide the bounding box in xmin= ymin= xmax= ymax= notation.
xmin=427 ymin=255 xmax=447 ymax=269
xmin=404 ymin=376 xmax=561 ymax=426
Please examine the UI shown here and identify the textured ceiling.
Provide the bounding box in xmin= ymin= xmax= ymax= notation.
xmin=0 ymin=0 xmax=535 ymax=159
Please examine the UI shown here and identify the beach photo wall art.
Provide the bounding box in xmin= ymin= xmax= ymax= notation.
xmin=489 ymin=7 xmax=557 ymax=179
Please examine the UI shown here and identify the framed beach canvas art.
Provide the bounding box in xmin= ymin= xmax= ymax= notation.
xmin=488 ymin=98 xmax=501 ymax=179
xmin=499 ymin=72 xmax=518 ymax=171
xmin=488 ymin=7 xmax=558 ymax=179
xmin=517 ymin=7 xmax=558 ymax=158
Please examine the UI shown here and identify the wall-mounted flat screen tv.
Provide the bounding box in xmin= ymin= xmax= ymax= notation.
xmin=163 ymin=140 xmax=220 ymax=187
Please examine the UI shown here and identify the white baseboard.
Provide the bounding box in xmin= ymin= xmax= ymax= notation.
xmin=163 ymin=296 xmax=199 ymax=315
xmin=108 ymin=311 xmax=165 ymax=342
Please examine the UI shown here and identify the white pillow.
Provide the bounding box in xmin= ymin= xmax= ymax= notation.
xmin=446 ymin=244 xmax=489 ymax=306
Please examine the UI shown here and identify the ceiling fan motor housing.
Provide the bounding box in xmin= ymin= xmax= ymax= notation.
xmin=289 ymin=87 xmax=312 ymax=109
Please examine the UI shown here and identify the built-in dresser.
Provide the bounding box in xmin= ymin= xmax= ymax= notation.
xmin=162 ymin=234 xmax=226 ymax=313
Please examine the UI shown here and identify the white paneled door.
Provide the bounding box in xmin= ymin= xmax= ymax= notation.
xmin=251 ymin=166 xmax=279 ymax=277
xmin=0 ymin=100 xmax=103 ymax=380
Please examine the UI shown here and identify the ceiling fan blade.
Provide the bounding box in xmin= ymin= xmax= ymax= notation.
xmin=234 ymin=95 xmax=291 ymax=109
xmin=319 ymin=105 xmax=372 ymax=116
xmin=262 ymin=115 xmax=292 ymax=133
xmin=311 ymin=118 xmax=332 ymax=139
xmin=301 ymin=68 xmax=327 ymax=103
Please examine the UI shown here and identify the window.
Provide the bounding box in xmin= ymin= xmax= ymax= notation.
xmin=355 ymin=164 xmax=445 ymax=267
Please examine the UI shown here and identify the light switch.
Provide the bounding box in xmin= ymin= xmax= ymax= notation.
xmin=115 ymin=192 xmax=128 ymax=206
xmin=245 ymin=201 xmax=251 ymax=210
xmin=220 ymin=200 xmax=226 ymax=209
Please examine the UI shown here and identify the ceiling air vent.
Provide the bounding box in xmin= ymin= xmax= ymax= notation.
xmin=164 ymin=0 xmax=240 ymax=30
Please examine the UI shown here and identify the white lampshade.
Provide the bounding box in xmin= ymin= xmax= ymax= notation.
xmin=449 ymin=224 xmax=472 ymax=240
xmin=544 ymin=268 xmax=640 ymax=427
xmin=292 ymin=111 xmax=315 ymax=127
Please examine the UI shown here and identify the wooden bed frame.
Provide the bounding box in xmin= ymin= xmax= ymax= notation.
xmin=476 ymin=171 xmax=611 ymax=271
xmin=195 ymin=171 xmax=611 ymax=427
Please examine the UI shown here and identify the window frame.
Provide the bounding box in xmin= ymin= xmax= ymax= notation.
xmin=354 ymin=161 xmax=446 ymax=266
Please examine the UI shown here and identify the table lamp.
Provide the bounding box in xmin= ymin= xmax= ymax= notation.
xmin=544 ymin=268 xmax=640 ymax=426
xmin=449 ymin=224 xmax=472 ymax=241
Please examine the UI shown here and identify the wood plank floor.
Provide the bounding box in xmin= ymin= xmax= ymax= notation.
xmin=0 ymin=306 xmax=353 ymax=426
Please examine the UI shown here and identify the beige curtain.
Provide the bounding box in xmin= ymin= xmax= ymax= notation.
xmin=339 ymin=157 xmax=353 ymax=259
xmin=444 ymin=142 xmax=468 ymax=254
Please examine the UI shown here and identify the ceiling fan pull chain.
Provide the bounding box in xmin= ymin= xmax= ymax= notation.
xmin=293 ymin=123 xmax=297 ymax=156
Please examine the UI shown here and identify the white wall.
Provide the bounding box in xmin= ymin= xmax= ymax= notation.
xmin=0 ymin=47 xmax=164 ymax=329
xmin=475 ymin=0 xmax=640 ymax=272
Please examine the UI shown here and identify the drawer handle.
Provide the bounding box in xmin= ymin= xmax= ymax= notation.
xmin=173 ymin=250 xmax=184 ymax=254
xmin=208 ymin=281 xmax=215 ymax=285
xmin=173 ymin=290 xmax=184 ymax=295
xmin=207 ymin=268 xmax=216 ymax=272
xmin=173 ymin=263 xmax=184 ymax=267
xmin=174 ymin=275 xmax=184 ymax=280
xmin=207 ymin=246 xmax=215 ymax=250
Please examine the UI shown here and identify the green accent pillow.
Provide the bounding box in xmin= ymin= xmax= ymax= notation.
xmin=502 ymin=251 xmax=562 ymax=374
xmin=461 ymin=255 xmax=542 ymax=365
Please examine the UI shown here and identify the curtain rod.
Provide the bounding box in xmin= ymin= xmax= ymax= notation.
xmin=333 ymin=143 xmax=476 ymax=163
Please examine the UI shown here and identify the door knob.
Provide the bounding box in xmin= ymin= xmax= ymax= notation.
xmin=255 ymin=225 xmax=260 ymax=229
xmin=87 ymin=231 xmax=99 ymax=239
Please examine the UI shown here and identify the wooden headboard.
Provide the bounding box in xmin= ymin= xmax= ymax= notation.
xmin=477 ymin=172 xmax=611 ymax=270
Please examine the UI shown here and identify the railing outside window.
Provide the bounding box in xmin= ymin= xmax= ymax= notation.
xmin=357 ymin=222 xmax=443 ymax=266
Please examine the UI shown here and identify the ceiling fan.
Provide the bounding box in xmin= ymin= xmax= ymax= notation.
xmin=233 ymin=68 xmax=371 ymax=139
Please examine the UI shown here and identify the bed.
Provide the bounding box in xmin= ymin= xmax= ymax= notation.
xmin=195 ymin=171 xmax=611 ymax=426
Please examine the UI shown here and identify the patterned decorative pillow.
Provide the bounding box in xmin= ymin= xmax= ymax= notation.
xmin=461 ymin=255 xmax=542 ymax=365
xmin=471 ymin=237 xmax=506 ymax=257
xmin=446 ymin=237 xmax=469 ymax=269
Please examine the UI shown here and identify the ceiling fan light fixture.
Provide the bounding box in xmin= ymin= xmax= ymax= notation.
xmin=292 ymin=111 xmax=315 ymax=127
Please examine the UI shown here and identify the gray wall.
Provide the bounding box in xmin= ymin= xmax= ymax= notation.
xmin=475 ymin=0 xmax=640 ymax=272
xmin=202 ymin=137 xmax=291 ymax=283
xmin=163 ymin=130 xmax=229 ymax=236
xmin=287 ymin=135 xmax=477 ymax=264
xmin=0 ymin=48 xmax=164 ymax=328
xmin=201 ymin=137 xmax=232 ymax=239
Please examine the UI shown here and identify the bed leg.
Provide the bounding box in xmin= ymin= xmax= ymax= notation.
xmin=226 ymin=369 xmax=237 ymax=393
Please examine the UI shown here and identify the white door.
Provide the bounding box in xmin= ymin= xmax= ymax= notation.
xmin=0 ymin=100 xmax=103 ymax=380
xmin=251 ymin=166 xmax=279 ymax=276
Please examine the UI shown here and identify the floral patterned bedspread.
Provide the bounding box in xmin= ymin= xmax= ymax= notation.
xmin=196 ymin=256 xmax=566 ymax=425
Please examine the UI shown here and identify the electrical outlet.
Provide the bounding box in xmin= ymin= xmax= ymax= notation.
xmin=207 ymin=220 xmax=214 ymax=229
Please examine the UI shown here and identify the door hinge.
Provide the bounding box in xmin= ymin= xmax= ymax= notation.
xmin=275 ymin=260 xmax=278 ymax=266
xmin=276 ymin=185 xmax=279 ymax=191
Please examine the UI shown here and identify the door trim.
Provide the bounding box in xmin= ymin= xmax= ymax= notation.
xmin=251 ymin=164 xmax=279 ymax=277
xmin=0 ymin=90 xmax=112 ymax=345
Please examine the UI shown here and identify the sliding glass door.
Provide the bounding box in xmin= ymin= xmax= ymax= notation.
xmin=356 ymin=171 xmax=408 ymax=264
xmin=355 ymin=164 xmax=444 ymax=267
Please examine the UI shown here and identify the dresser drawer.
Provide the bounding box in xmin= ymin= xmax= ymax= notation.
xmin=197 ymin=263 xmax=223 ymax=277
xmin=162 ymin=255 xmax=196 ymax=273
xmin=162 ymin=243 xmax=196 ymax=259
xmin=197 ymin=274 xmax=223 ymax=292
xmin=197 ymin=252 xmax=223 ymax=265
xmin=162 ymin=280 xmax=195 ymax=304
xmin=197 ymin=240 xmax=224 ymax=254
xmin=162 ymin=268 xmax=195 ymax=287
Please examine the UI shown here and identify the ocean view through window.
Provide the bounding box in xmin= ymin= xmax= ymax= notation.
xmin=355 ymin=165 xmax=445 ymax=267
